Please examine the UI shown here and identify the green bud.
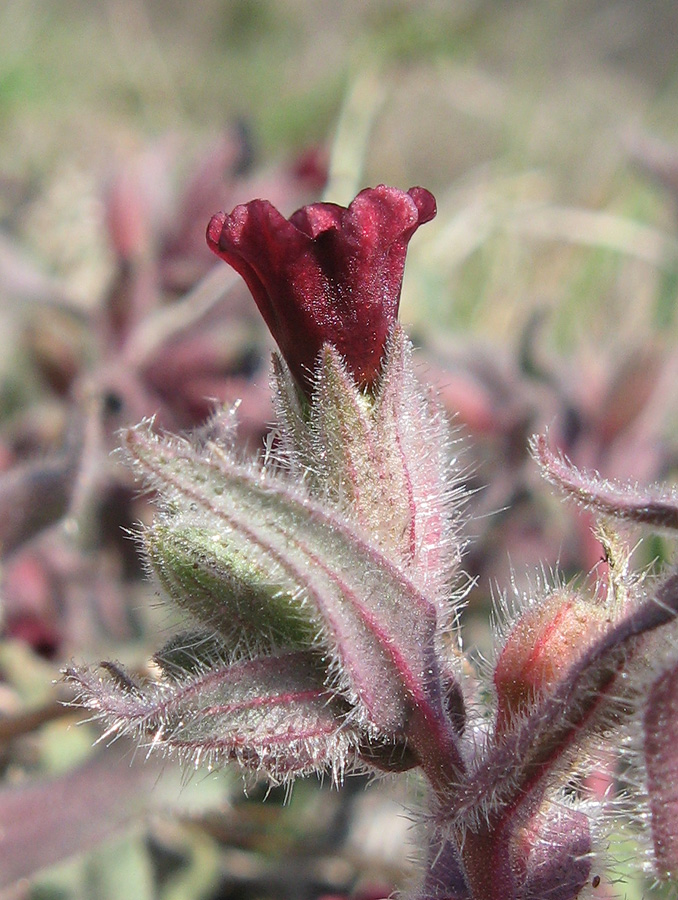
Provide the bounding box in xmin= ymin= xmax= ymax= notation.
xmin=145 ymin=520 xmax=315 ymax=654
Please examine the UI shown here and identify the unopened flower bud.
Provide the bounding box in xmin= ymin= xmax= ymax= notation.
xmin=493 ymin=589 xmax=609 ymax=735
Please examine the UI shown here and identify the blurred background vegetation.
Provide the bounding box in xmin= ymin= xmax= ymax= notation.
xmin=2 ymin=1 xmax=678 ymax=898
xmin=5 ymin=0 xmax=678 ymax=340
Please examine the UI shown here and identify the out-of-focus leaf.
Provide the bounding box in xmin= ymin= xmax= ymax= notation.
xmin=82 ymin=832 xmax=154 ymax=900
xmin=0 ymin=740 xmax=159 ymax=889
xmin=644 ymin=659 xmax=678 ymax=879
xmin=0 ymin=451 xmax=78 ymax=559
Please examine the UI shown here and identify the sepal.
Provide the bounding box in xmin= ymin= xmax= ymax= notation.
xmin=273 ymin=325 xmax=466 ymax=620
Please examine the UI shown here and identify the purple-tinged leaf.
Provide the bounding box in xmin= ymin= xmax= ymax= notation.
xmin=416 ymin=835 xmax=470 ymax=899
xmin=0 ymin=740 xmax=160 ymax=889
xmin=426 ymin=801 xmax=592 ymax=900
xmin=644 ymin=658 xmax=678 ymax=879
xmin=122 ymin=423 xmax=459 ymax=770
xmin=531 ymin=433 xmax=678 ymax=530
xmin=65 ymin=649 xmax=357 ymax=782
xmin=0 ymin=451 xmax=78 ymax=559
xmin=436 ymin=799 xmax=593 ymax=900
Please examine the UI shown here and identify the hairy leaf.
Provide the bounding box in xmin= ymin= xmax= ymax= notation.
xmin=145 ymin=521 xmax=314 ymax=654
xmin=372 ymin=327 xmax=464 ymax=609
xmin=532 ymin=433 xmax=678 ymax=530
xmin=644 ymin=658 xmax=678 ymax=879
xmin=516 ymin=803 xmax=592 ymax=900
xmin=417 ymin=836 xmax=470 ymax=899
xmin=123 ymin=421 xmax=455 ymax=753
xmin=274 ymin=327 xmax=464 ymax=615
xmin=65 ymin=648 xmax=356 ymax=782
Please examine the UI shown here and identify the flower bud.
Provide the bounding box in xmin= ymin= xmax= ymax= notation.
xmin=493 ymin=589 xmax=608 ymax=735
xmin=145 ymin=521 xmax=315 ymax=654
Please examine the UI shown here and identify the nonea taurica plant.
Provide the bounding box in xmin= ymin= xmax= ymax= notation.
xmin=66 ymin=185 xmax=678 ymax=899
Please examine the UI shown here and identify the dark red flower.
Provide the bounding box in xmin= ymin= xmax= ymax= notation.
xmin=206 ymin=185 xmax=436 ymax=394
